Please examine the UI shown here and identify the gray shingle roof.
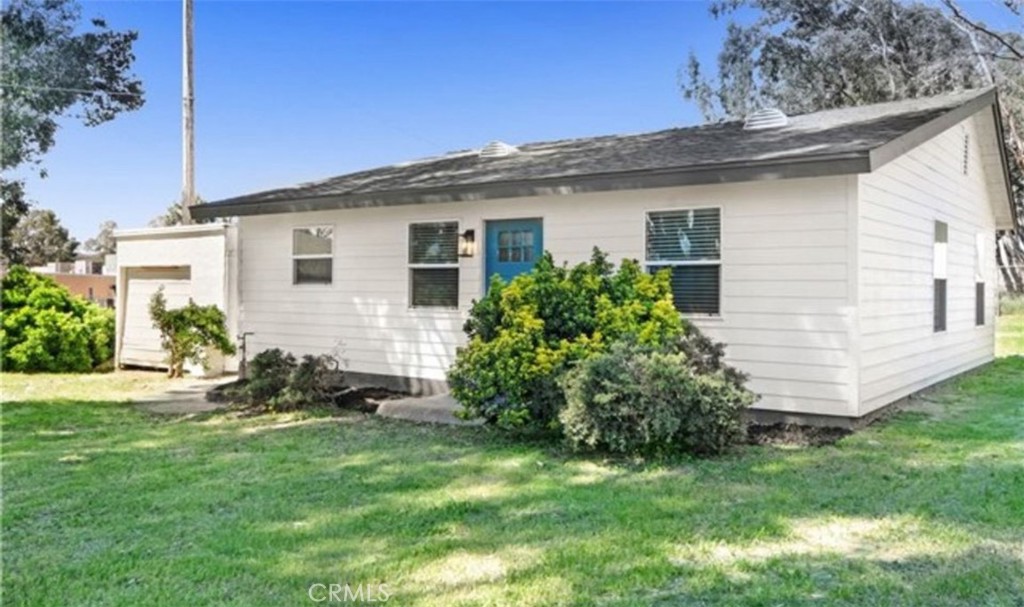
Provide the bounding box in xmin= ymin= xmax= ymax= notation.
xmin=196 ymin=88 xmax=999 ymax=218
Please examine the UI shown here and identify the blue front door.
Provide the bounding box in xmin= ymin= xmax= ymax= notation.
xmin=485 ymin=218 xmax=543 ymax=287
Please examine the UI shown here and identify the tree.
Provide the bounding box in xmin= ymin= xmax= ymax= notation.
xmin=84 ymin=219 xmax=117 ymax=255
xmin=1 ymin=180 xmax=31 ymax=265
xmin=1 ymin=0 xmax=143 ymax=265
xmin=681 ymin=0 xmax=1024 ymax=293
xmin=7 ymin=208 xmax=78 ymax=267
xmin=149 ymin=198 xmax=209 ymax=227
xmin=1 ymin=0 xmax=144 ymax=173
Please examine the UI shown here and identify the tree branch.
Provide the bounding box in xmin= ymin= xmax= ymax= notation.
xmin=941 ymin=0 xmax=1024 ymax=61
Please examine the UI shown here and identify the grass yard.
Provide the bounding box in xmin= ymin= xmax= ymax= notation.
xmin=3 ymin=358 xmax=1024 ymax=607
xmin=997 ymin=312 xmax=1024 ymax=358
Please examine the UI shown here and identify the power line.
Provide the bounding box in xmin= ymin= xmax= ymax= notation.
xmin=0 ymin=82 xmax=144 ymax=98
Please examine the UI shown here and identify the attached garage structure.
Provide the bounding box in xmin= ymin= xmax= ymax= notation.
xmin=119 ymin=266 xmax=192 ymax=366
xmin=114 ymin=224 xmax=239 ymax=375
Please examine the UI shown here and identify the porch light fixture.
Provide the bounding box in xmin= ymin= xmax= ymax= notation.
xmin=458 ymin=229 xmax=476 ymax=257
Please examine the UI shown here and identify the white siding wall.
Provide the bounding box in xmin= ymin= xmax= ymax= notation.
xmin=858 ymin=111 xmax=1000 ymax=415
xmin=239 ymin=176 xmax=858 ymax=416
xmin=115 ymin=224 xmax=240 ymax=372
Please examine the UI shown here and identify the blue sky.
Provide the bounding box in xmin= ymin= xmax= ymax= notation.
xmin=10 ymin=1 xmax=1018 ymax=242
xmin=14 ymin=1 xmax=730 ymax=241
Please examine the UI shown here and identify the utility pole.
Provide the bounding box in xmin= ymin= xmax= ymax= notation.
xmin=181 ymin=0 xmax=195 ymax=225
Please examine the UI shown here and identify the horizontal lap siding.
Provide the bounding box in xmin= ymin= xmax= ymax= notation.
xmin=857 ymin=112 xmax=999 ymax=415
xmin=239 ymin=177 xmax=856 ymax=415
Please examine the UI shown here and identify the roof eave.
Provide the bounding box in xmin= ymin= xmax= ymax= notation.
xmin=990 ymin=95 xmax=1020 ymax=233
xmin=868 ymin=87 xmax=998 ymax=171
xmin=192 ymin=153 xmax=871 ymax=219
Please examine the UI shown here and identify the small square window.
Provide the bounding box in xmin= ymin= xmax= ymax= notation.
xmin=293 ymin=226 xmax=333 ymax=285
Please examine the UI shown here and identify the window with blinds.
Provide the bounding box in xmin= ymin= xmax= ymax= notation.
xmin=292 ymin=226 xmax=333 ymax=285
xmin=645 ymin=208 xmax=721 ymax=315
xmin=409 ymin=222 xmax=459 ymax=308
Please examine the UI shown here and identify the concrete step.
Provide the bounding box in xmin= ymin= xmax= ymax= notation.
xmin=375 ymin=393 xmax=482 ymax=426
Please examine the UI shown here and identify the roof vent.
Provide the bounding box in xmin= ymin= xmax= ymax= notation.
xmin=479 ymin=140 xmax=519 ymax=158
xmin=743 ymin=108 xmax=789 ymax=130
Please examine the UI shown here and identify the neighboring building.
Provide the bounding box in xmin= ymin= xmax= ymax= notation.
xmin=118 ymin=88 xmax=1017 ymax=424
xmin=31 ymin=252 xmax=116 ymax=308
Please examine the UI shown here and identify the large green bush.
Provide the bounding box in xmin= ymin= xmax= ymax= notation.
xmin=448 ymin=249 xmax=684 ymax=428
xmin=560 ymin=340 xmax=755 ymax=456
xmin=148 ymin=289 xmax=235 ymax=378
xmin=0 ymin=266 xmax=114 ymax=372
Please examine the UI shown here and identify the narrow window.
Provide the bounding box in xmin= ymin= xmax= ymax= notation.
xmin=409 ymin=222 xmax=459 ymax=308
xmin=962 ymin=132 xmax=970 ymax=176
xmin=292 ymin=226 xmax=333 ymax=285
xmin=933 ymin=221 xmax=948 ymax=332
xmin=975 ymin=233 xmax=986 ymax=326
xmin=645 ymin=208 xmax=721 ymax=315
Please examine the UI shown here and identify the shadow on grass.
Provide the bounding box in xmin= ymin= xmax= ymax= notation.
xmin=2 ymin=358 xmax=1023 ymax=606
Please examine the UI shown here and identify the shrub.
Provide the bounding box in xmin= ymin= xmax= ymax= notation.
xmin=243 ymin=349 xmax=344 ymax=410
xmin=148 ymin=289 xmax=235 ymax=378
xmin=245 ymin=348 xmax=296 ymax=403
xmin=560 ymin=339 xmax=755 ymax=457
xmin=0 ymin=266 xmax=115 ymax=372
xmin=448 ymin=248 xmax=684 ymax=429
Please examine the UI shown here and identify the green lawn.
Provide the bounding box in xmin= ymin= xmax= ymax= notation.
xmin=997 ymin=313 xmax=1024 ymax=358
xmin=3 ymin=360 xmax=1024 ymax=607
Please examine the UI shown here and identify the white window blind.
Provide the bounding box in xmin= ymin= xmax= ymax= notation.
xmin=292 ymin=226 xmax=333 ymax=285
xmin=645 ymin=208 xmax=721 ymax=315
xmin=409 ymin=222 xmax=459 ymax=308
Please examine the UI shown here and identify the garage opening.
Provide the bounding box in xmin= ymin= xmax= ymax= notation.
xmin=119 ymin=266 xmax=192 ymax=368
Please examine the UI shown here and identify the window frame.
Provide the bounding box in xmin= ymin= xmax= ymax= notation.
xmin=975 ymin=232 xmax=986 ymax=327
xmin=407 ymin=219 xmax=460 ymax=309
xmin=644 ymin=205 xmax=724 ymax=318
xmin=933 ymin=220 xmax=948 ymax=333
xmin=291 ymin=224 xmax=335 ymax=286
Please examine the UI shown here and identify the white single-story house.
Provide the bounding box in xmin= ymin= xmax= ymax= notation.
xmin=116 ymin=88 xmax=1017 ymax=424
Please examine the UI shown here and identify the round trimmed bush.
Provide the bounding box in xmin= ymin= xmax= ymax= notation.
xmin=560 ymin=339 xmax=755 ymax=456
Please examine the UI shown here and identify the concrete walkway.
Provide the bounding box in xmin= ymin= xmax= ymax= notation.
xmin=133 ymin=377 xmax=235 ymax=415
xmin=376 ymin=393 xmax=482 ymax=426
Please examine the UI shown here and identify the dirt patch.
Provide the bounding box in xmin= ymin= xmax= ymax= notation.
xmin=746 ymin=423 xmax=851 ymax=447
xmin=206 ymin=380 xmax=405 ymax=415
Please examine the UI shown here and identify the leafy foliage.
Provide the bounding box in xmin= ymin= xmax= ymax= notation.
xmin=148 ymin=288 xmax=235 ymax=378
xmin=6 ymin=208 xmax=78 ymax=267
xmin=148 ymin=198 xmax=213 ymax=227
xmin=245 ymin=348 xmax=296 ymax=404
xmin=682 ymin=0 xmax=1024 ymax=292
xmin=449 ymin=248 xmax=685 ymax=429
xmin=0 ymin=265 xmax=113 ymax=372
xmin=1 ymin=0 xmax=144 ymax=172
xmin=243 ymin=348 xmax=344 ymax=410
xmin=83 ymin=219 xmax=117 ymax=255
xmin=1 ymin=179 xmax=31 ymax=265
xmin=560 ymin=340 xmax=755 ymax=457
